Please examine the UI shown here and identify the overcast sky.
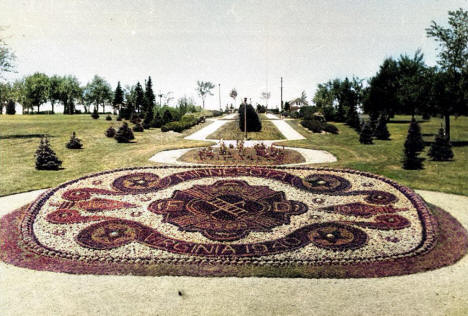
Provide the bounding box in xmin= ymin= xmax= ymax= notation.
xmin=1 ymin=0 xmax=466 ymax=109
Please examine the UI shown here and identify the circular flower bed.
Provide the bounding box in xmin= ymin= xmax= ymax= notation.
xmin=1 ymin=166 xmax=466 ymax=278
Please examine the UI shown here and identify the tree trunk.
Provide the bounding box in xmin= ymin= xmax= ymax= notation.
xmin=445 ymin=114 xmax=451 ymax=141
xmin=51 ymin=101 xmax=55 ymax=113
xmin=102 ymin=104 xmax=105 ymax=113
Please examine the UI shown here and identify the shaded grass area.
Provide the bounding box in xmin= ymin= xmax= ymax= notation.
xmin=207 ymin=119 xmax=285 ymax=140
xmin=0 ymin=114 xmax=211 ymax=196
xmin=280 ymin=115 xmax=468 ymax=196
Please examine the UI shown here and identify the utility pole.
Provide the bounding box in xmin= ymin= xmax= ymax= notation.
xmin=280 ymin=77 xmax=283 ymax=114
xmin=244 ymin=98 xmax=247 ymax=140
xmin=218 ymin=83 xmax=222 ymax=111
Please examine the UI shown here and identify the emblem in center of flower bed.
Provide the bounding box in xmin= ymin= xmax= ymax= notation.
xmin=148 ymin=180 xmax=308 ymax=241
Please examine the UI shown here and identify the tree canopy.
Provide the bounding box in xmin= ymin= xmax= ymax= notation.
xmin=196 ymin=81 xmax=215 ymax=108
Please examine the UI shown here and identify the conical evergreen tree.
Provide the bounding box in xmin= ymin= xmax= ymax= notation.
xmin=428 ymin=127 xmax=454 ymax=161
xmin=239 ymin=102 xmax=262 ymax=132
xmin=162 ymin=109 xmax=173 ymax=125
xmin=35 ymin=136 xmax=62 ymax=170
xmin=114 ymin=122 xmax=135 ymax=143
xmin=151 ymin=111 xmax=163 ymax=128
xmin=403 ymin=118 xmax=425 ymax=169
xmin=369 ymin=111 xmax=379 ymax=134
xmin=345 ymin=105 xmax=360 ymax=130
xmin=105 ymin=126 xmax=116 ymax=137
xmin=135 ymin=82 xmax=145 ymax=114
xmin=113 ymin=81 xmax=124 ymax=111
xmin=143 ymin=106 xmax=154 ymax=129
xmin=133 ymin=122 xmax=144 ymax=132
xmin=374 ymin=115 xmax=391 ymax=140
xmin=359 ymin=121 xmax=374 ymax=144
xmin=144 ymin=77 xmax=155 ymax=112
xmin=66 ymin=131 xmax=83 ymax=149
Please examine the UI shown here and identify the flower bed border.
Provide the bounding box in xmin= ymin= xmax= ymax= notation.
xmin=0 ymin=166 xmax=466 ymax=278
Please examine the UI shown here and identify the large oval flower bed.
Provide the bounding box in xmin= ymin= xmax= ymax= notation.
xmin=1 ymin=166 xmax=466 ymax=278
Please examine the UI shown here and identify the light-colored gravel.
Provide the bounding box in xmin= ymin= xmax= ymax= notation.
xmin=0 ymin=189 xmax=467 ymax=316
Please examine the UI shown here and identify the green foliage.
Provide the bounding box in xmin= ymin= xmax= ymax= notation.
xmin=161 ymin=115 xmax=202 ymax=133
xmin=151 ymin=111 xmax=163 ymax=128
xmin=24 ymin=72 xmax=50 ymax=112
xmin=403 ymin=119 xmax=425 ymax=169
xmin=66 ymin=131 xmax=83 ymax=149
xmin=105 ymin=114 xmax=112 ymax=121
xmin=301 ymin=119 xmax=324 ymax=133
xmin=359 ymin=122 xmax=374 ymax=144
xmin=239 ymin=102 xmax=262 ymax=132
xmin=323 ymin=123 xmax=339 ymax=134
xmin=113 ymin=81 xmax=124 ymax=110
xmin=144 ymin=76 xmax=155 ymax=111
xmin=256 ymin=104 xmax=267 ymax=113
xmin=105 ymin=126 xmax=116 ymax=138
xmin=91 ymin=108 xmax=99 ymax=119
xmin=6 ymin=100 xmax=15 ymax=114
xmin=299 ymin=106 xmax=318 ymax=120
xmin=35 ymin=136 xmax=62 ymax=170
xmin=114 ymin=122 xmax=135 ymax=143
xmin=196 ymin=81 xmax=215 ymax=108
xmin=0 ymin=34 xmax=16 ymax=76
xmin=132 ymin=122 xmax=144 ymax=132
xmin=142 ymin=106 xmax=154 ymax=129
xmin=374 ymin=115 xmax=391 ymax=140
xmin=162 ymin=109 xmax=174 ymax=125
xmin=428 ymin=127 xmax=454 ymax=161
xmin=83 ymin=75 xmax=113 ymax=113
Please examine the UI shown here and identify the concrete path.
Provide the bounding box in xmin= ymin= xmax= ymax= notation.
xmin=184 ymin=113 xmax=237 ymax=141
xmin=0 ymin=189 xmax=467 ymax=316
xmin=266 ymin=114 xmax=306 ymax=140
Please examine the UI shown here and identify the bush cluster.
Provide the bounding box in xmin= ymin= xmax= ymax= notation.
xmin=239 ymin=103 xmax=262 ymax=132
xmin=105 ymin=126 xmax=116 ymax=137
xmin=211 ymin=110 xmax=223 ymax=117
xmin=161 ymin=115 xmax=204 ymax=133
xmin=35 ymin=136 xmax=62 ymax=170
xmin=114 ymin=122 xmax=135 ymax=143
xmin=91 ymin=108 xmax=99 ymax=119
xmin=105 ymin=115 xmax=112 ymax=121
xmin=66 ymin=132 xmax=83 ymax=149
xmin=301 ymin=119 xmax=339 ymax=134
xmin=6 ymin=100 xmax=16 ymax=115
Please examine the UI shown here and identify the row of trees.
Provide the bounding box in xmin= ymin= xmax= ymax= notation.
xmin=312 ymin=8 xmax=467 ymax=141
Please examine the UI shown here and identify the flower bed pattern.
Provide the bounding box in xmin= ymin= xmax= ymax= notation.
xmin=1 ymin=166 xmax=467 ymax=278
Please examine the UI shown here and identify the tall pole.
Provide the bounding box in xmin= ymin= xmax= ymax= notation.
xmin=218 ymin=83 xmax=221 ymax=111
xmin=244 ymin=98 xmax=247 ymax=140
xmin=280 ymin=77 xmax=283 ymax=114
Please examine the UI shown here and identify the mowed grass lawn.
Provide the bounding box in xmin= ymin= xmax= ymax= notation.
xmin=0 ymin=114 xmax=211 ymax=196
xmin=207 ymin=119 xmax=285 ymax=140
xmin=281 ymin=115 xmax=468 ymax=196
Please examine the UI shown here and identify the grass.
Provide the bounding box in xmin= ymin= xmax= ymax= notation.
xmin=207 ymin=119 xmax=284 ymax=140
xmin=1 ymin=114 xmax=467 ymax=197
xmin=0 ymin=114 xmax=211 ymax=196
xmin=279 ymin=115 xmax=468 ymax=196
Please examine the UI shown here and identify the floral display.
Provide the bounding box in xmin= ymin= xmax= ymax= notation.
xmin=0 ymin=166 xmax=466 ymax=277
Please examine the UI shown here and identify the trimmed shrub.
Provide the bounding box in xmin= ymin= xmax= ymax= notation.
xmin=359 ymin=122 xmax=374 ymax=144
xmin=106 ymin=114 xmax=112 ymax=121
xmin=161 ymin=115 xmax=199 ymax=133
xmin=323 ymin=123 xmax=339 ymax=134
xmin=143 ymin=107 xmax=153 ymax=129
xmin=91 ymin=108 xmax=99 ymax=119
xmin=66 ymin=132 xmax=83 ymax=149
xmin=162 ymin=109 xmax=174 ymax=125
xmin=133 ymin=122 xmax=144 ymax=132
xmin=301 ymin=119 xmax=324 ymax=133
xmin=114 ymin=122 xmax=135 ymax=143
xmin=403 ymin=118 xmax=425 ymax=169
xmin=374 ymin=115 xmax=390 ymax=140
xmin=116 ymin=116 xmax=122 ymax=121
xmin=151 ymin=111 xmax=163 ymax=128
xmin=105 ymin=126 xmax=116 ymax=137
xmin=211 ymin=110 xmax=223 ymax=117
xmin=428 ymin=127 xmax=453 ymax=161
xmin=35 ymin=136 xmax=62 ymax=170
xmin=6 ymin=100 xmax=16 ymax=115
xmin=239 ymin=103 xmax=262 ymax=132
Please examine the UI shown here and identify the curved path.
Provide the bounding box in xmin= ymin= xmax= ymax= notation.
xmin=150 ymin=113 xmax=335 ymax=165
xmin=0 ymin=189 xmax=467 ymax=315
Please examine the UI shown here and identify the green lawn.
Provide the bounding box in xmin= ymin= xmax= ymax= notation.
xmin=0 ymin=114 xmax=211 ymax=196
xmin=280 ymin=115 xmax=468 ymax=196
xmin=1 ymin=114 xmax=467 ymax=196
xmin=207 ymin=119 xmax=285 ymax=140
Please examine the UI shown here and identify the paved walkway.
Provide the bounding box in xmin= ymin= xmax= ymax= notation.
xmin=184 ymin=113 xmax=237 ymax=141
xmin=0 ymin=189 xmax=467 ymax=316
xmin=265 ymin=113 xmax=306 ymax=140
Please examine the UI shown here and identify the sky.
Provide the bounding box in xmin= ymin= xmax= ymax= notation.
xmin=0 ymin=0 xmax=466 ymax=110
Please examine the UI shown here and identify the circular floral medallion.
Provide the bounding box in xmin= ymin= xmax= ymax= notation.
xmin=2 ymin=166 xmax=444 ymax=276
